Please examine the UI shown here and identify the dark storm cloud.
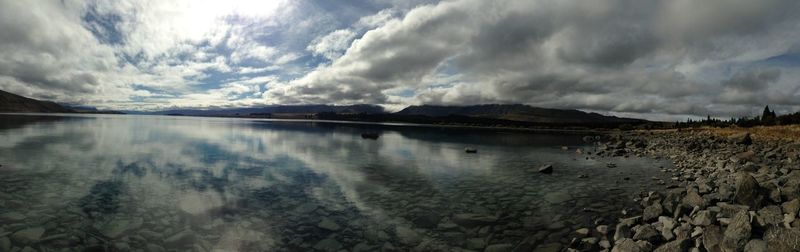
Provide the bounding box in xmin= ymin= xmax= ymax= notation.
xmin=266 ymin=0 xmax=800 ymax=119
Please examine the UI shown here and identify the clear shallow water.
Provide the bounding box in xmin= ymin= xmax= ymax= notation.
xmin=0 ymin=114 xmax=670 ymax=251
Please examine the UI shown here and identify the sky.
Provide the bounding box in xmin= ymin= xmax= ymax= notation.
xmin=1 ymin=0 xmax=799 ymax=120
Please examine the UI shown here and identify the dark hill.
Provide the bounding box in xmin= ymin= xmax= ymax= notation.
xmin=0 ymin=90 xmax=74 ymax=113
xmin=395 ymin=104 xmax=644 ymax=124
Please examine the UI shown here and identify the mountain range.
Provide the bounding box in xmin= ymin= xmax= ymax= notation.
xmin=0 ymin=89 xmax=646 ymax=126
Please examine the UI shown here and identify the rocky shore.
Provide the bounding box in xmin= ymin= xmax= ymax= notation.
xmin=570 ymin=129 xmax=800 ymax=252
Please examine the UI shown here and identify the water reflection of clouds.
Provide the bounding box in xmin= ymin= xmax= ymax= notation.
xmin=0 ymin=115 xmax=592 ymax=248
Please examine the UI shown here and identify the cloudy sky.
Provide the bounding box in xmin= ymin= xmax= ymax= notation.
xmin=1 ymin=0 xmax=799 ymax=120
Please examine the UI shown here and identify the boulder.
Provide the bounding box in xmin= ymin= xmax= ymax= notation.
xmin=721 ymin=211 xmax=751 ymax=252
xmin=733 ymin=172 xmax=764 ymax=209
xmin=728 ymin=132 xmax=752 ymax=145
xmin=703 ymin=225 xmax=722 ymax=252
xmin=756 ymin=205 xmax=783 ymax=227
xmin=632 ymin=224 xmax=660 ymax=243
xmin=611 ymin=238 xmax=645 ymax=252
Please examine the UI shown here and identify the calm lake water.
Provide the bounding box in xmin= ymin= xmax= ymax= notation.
xmin=0 ymin=114 xmax=670 ymax=252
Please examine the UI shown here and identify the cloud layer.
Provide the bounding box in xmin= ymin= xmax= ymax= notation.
xmin=1 ymin=0 xmax=799 ymax=120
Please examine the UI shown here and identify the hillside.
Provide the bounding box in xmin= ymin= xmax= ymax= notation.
xmin=149 ymin=104 xmax=384 ymax=116
xmin=396 ymin=104 xmax=644 ymax=124
xmin=0 ymin=90 xmax=74 ymax=113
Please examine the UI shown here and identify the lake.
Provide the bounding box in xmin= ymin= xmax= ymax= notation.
xmin=0 ymin=114 xmax=671 ymax=251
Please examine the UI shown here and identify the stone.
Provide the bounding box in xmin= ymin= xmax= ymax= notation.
xmin=763 ymin=227 xmax=800 ymax=251
xmin=318 ymin=218 xmax=341 ymax=231
xmin=484 ymin=243 xmax=513 ymax=252
xmin=733 ymin=172 xmax=764 ymax=209
xmin=744 ymin=239 xmax=767 ymax=252
xmin=597 ymin=225 xmax=609 ymax=235
xmin=692 ymin=210 xmax=714 ymax=226
xmin=11 ymin=227 xmax=45 ymax=244
xmin=632 ymin=224 xmax=660 ymax=243
xmin=452 ymin=214 xmax=498 ymax=227
xmin=658 ymin=216 xmax=676 ymax=241
xmin=19 ymin=247 xmax=36 ymax=252
xmin=728 ymin=132 xmax=752 ymax=145
xmin=612 ymin=238 xmax=644 ymax=252
xmin=0 ymin=212 xmax=25 ymax=222
xmin=682 ymin=190 xmax=706 ymax=208
xmin=643 ymin=202 xmax=663 ymax=221
xmin=703 ymin=225 xmax=723 ymax=252
xmin=575 ymin=228 xmax=590 ymax=237
xmin=313 ymin=238 xmax=343 ymax=252
xmin=538 ymin=164 xmax=553 ymax=174
xmin=721 ymin=211 xmax=751 ymax=252
xmin=756 ymin=205 xmax=783 ymax=227
xmin=614 ymin=223 xmax=632 ymax=241
xmin=163 ymin=229 xmax=195 ymax=248
xmin=532 ymin=243 xmax=562 ymax=252
xmin=0 ymin=237 xmax=10 ymax=252
xmin=544 ymin=191 xmax=571 ymax=204
xmin=465 ymin=238 xmax=486 ymax=250
xmin=145 ymin=244 xmax=166 ymax=252
xmin=395 ymin=226 xmax=420 ymax=245
xmin=411 ymin=213 xmax=442 ymax=229
xmin=97 ymin=218 xmax=139 ymax=238
xmin=653 ymin=238 xmax=687 ymax=252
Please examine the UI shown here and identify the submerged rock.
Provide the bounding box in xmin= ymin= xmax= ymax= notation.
xmin=538 ymin=164 xmax=553 ymax=174
xmin=317 ymin=218 xmax=341 ymax=231
xmin=163 ymin=229 xmax=195 ymax=248
xmin=452 ymin=213 xmax=498 ymax=228
xmin=313 ymin=238 xmax=343 ymax=252
xmin=11 ymin=227 xmax=45 ymax=244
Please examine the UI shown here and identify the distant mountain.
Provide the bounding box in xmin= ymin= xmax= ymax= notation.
xmin=149 ymin=104 xmax=384 ymax=116
xmin=0 ymin=90 xmax=74 ymax=113
xmin=395 ymin=104 xmax=644 ymax=124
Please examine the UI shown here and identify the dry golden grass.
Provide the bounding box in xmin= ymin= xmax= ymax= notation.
xmin=649 ymin=125 xmax=800 ymax=143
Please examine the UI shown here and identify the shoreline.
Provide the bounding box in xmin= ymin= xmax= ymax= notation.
xmin=560 ymin=128 xmax=800 ymax=251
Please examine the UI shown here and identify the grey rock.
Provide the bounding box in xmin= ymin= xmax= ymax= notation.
xmin=313 ymin=238 xmax=343 ymax=252
xmin=163 ymin=229 xmax=195 ymax=248
xmin=0 ymin=237 xmax=10 ymax=252
xmin=11 ymin=227 xmax=45 ymax=245
xmin=532 ymin=243 xmax=562 ymax=252
xmin=465 ymin=238 xmax=486 ymax=250
xmin=395 ymin=226 xmax=420 ymax=245
xmin=643 ymin=202 xmax=663 ymax=222
xmin=682 ymin=190 xmax=706 ymax=208
xmin=728 ymin=132 xmax=752 ymax=145
xmin=318 ymin=218 xmax=341 ymax=231
xmin=484 ymin=243 xmax=513 ymax=252
xmin=145 ymin=244 xmax=166 ymax=252
xmin=0 ymin=212 xmax=25 ymax=222
xmin=703 ymin=225 xmax=722 ymax=252
xmin=452 ymin=213 xmax=498 ymax=227
xmin=611 ymin=238 xmax=644 ymax=252
xmin=633 ymin=224 xmax=660 ymax=243
xmin=721 ymin=211 xmax=751 ymax=252
xmin=692 ymin=210 xmax=714 ymax=226
xmin=653 ymin=238 xmax=687 ymax=252
xmin=597 ymin=225 xmax=609 ymax=235
xmin=614 ymin=223 xmax=632 ymax=241
xmin=756 ymin=205 xmax=782 ymax=227
xmin=543 ymin=191 xmax=571 ymax=204
xmin=744 ymin=239 xmax=767 ymax=252
xmin=733 ymin=172 xmax=764 ymax=209
xmin=763 ymin=227 xmax=800 ymax=251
